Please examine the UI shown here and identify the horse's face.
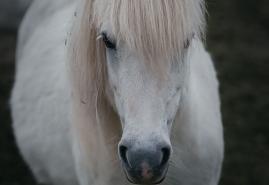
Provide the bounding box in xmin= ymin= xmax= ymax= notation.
xmin=100 ymin=27 xmax=188 ymax=184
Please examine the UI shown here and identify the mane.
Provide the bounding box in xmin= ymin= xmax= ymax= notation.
xmin=68 ymin=0 xmax=205 ymax=183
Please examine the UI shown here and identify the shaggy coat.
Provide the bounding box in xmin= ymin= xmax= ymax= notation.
xmin=11 ymin=0 xmax=224 ymax=185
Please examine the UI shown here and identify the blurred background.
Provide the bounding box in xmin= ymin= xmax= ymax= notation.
xmin=0 ymin=0 xmax=268 ymax=185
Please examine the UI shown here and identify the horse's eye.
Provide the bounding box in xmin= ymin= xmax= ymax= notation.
xmin=184 ymin=39 xmax=190 ymax=49
xmin=102 ymin=33 xmax=116 ymax=50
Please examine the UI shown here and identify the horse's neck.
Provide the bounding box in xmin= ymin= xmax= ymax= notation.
xmin=28 ymin=0 xmax=75 ymax=16
xmin=17 ymin=0 xmax=76 ymax=59
xmin=20 ymin=0 xmax=75 ymax=28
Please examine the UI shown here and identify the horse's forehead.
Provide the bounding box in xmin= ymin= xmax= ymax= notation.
xmin=94 ymin=0 xmax=204 ymax=60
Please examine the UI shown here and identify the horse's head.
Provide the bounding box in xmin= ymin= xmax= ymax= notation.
xmin=96 ymin=1 xmax=204 ymax=184
xmin=70 ymin=0 xmax=205 ymax=184
xmin=103 ymin=28 xmax=183 ymax=183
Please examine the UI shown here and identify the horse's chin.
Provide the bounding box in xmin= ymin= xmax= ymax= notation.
xmin=123 ymin=165 xmax=169 ymax=185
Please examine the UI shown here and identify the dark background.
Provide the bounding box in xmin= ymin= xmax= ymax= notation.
xmin=0 ymin=0 xmax=268 ymax=185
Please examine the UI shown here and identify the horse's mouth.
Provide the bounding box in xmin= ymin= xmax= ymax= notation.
xmin=123 ymin=164 xmax=169 ymax=185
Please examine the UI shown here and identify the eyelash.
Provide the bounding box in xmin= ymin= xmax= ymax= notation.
xmin=101 ymin=33 xmax=116 ymax=50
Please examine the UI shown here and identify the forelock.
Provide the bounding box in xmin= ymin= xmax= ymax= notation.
xmin=93 ymin=0 xmax=205 ymax=63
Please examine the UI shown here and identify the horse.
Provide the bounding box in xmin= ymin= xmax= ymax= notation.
xmin=11 ymin=0 xmax=224 ymax=185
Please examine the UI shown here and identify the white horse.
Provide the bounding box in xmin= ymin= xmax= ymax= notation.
xmin=11 ymin=0 xmax=224 ymax=185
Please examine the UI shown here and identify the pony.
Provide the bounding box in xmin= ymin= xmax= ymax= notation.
xmin=11 ymin=0 xmax=224 ymax=185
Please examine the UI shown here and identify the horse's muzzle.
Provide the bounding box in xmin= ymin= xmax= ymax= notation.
xmin=119 ymin=144 xmax=171 ymax=184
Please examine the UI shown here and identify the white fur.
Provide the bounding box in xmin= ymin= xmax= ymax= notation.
xmin=11 ymin=0 xmax=224 ymax=185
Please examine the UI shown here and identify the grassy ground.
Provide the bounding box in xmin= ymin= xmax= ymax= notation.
xmin=0 ymin=0 xmax=268 ymax=185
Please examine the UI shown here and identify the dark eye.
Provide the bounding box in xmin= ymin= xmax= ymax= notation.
xmin=184 ymin=39 xmax=190 ymax=49
xmin=102 ymin=33 xmax=116 ymax=50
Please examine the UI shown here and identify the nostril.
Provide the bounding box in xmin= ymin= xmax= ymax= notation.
xmin=160 ymin=147 xmax=171 ymax=167
xmin=119 ymin=145 xmax=128 ymax=165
